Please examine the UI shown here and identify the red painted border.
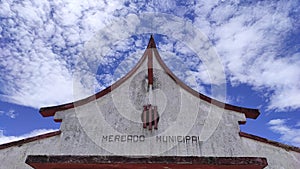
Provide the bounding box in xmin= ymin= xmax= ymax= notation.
xmin=153 ymin=49 xmax=259 ymax=119
xmin=148 ymin=50 xmax=153 ymax=85
xmin=26 ymin=155 xmax=268 ymax=169
xmin=39 ymin=47 xmax=149 ymax=118
xmin=0 ymin=131 xmax=61 ymax=150
xmin=40 ymin=35 xmax=259 ymax=121
xmin=239 ymin=132 xmax=300 ymax=153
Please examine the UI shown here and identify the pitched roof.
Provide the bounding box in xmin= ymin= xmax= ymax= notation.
xmin=239 ymin=132 xmax=300 ymax=153
xmin=40 ymin=35 xmax=260 ymax=121
xmin=0 ymin=131 xmax=61 ymax=150
xmin=2 ymin=36 xmax=299 ymax=154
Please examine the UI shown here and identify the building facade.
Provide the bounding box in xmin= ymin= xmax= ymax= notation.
xmin=0 ymin=36 xmax=299 ymax=169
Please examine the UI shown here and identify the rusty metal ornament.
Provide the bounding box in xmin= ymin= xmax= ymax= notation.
xmin=141 ymin=104 xmax=159 ymax=130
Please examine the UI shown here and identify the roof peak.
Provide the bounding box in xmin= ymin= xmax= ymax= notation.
xmin=40 ymin=35 xmax=260 ymax=120
xmin=147 ymin=35 xmax=157 ymax=49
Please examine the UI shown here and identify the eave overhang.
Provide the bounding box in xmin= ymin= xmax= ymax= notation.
xmin=0 ymin=131 xmax=61 ymax=150
xmin=26 ymin=155 xmax=268 ymax=169
xmin=239 ymin=132 xmax=300 ymax=153
xmin=40 ymin=35 xmax=260 ymax=120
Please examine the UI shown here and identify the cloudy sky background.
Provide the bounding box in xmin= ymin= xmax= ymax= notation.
xmin=0 ymin=0 xmax=299 ymax=147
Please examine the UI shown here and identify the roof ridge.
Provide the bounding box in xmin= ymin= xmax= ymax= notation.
xmin=39 ymin=35 xmax=259 ymax=121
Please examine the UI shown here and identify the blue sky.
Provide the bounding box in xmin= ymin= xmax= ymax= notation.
xmin=0 ymin=0 xmax=300 ymax=147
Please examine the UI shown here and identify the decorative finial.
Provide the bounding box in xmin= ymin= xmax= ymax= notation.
xmin=147 ymin=34 xmax=157 ymax=49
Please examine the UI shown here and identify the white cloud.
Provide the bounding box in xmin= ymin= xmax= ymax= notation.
xmin=0 ymin=0 xmax=299 ymax=113
xmin=268 ymin=119 xmax=286 ymax=126
xmin=0 ymin=0 xmax=122 ymax=108
xmin=192 ymin=1 xmax=300 ymax=111
xmin=116 ymin=1 xmax=300 ymax=112
xmin=268 ymin=119 xmax=300 ymax=147
xmin=6 ymin=110 xmax=17 ymax=119
xmin=0 ymin=129 xmax=58 ymax=145
xmin=0 ymin=110 xmax=17 ymax=119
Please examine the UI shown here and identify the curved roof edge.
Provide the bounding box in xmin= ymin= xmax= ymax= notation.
xmin=40 ymin=35 xmax=260 ymax=120
xmin=239 ymin=132 xmax=300 ymax=153
xmin=0 ymin=130 xmax=61 ymax=150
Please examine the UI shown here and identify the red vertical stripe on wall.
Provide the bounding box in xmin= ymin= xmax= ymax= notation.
xmin=148 ymin=52 xmax=153 ymax=85
xmin=149 ymin=106 xmax=152 ymax=130
xmin=154 ymin=106 xmax=158 ymax=129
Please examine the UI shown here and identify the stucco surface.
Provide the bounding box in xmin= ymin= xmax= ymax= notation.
xmin=1 ymin=50 xmax=299 ymax=169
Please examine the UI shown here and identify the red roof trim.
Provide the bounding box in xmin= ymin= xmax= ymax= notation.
xmin=0 ymin=130 xmax=61 ymax=150
xmin=40 ymin=35 xmax=259 ymax=120
xmin=153 ymin=49 xmax=260 ymax=119
xmin=26 ymin=155 xmax=268 ymax=169
xmin=239 ymin=131 xmax=300 ymax=153
xmin=40 ymin=49 xmax=149 ymax=118
xmin=147 ymin=47 xmax=153 ymax=85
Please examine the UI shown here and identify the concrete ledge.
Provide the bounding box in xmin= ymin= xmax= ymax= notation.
xmin=26 ymin=155 xmax=268 ymax=169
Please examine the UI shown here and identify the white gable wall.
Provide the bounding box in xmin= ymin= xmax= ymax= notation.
xmin=1 ymin=49 xmax=299 ymax=168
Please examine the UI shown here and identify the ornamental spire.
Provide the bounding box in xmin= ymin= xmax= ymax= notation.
xmin=142 ymin=35 xmax=159 ymax=130
xmin=147 ymin=34 xmax=157 ymax=49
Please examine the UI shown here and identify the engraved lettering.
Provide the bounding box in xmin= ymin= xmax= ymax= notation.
xmin=185 ymin=136 xmax=191 ymax=142
xmin=177 ymin=136 xmax=183 ymax=142
xmin=192 ymin=136 xmax=197 ymax=143
xmin=109 ymin=135 xmax=113 ymax=142
xmin=101 ymin=135 xmax=199 ymax=144
xmin=133 ymin=135 xmax=139 ymax=142
xmin=156 ymin=136 xmax=162 ymax=142
xmin=121 ymin=135 xmax=126 ymax=142
xmin=127 ymin=135 xmax=133 ymax=142
xmin=167 ymin=136 xmax=173 ymax=142
xmin=114 ymin=135 xmax=120 ymax=142
xmin=102 ymin=135 xmax=108 ymax=141
xmin=163 ymin=136 xmax=168 ymax=142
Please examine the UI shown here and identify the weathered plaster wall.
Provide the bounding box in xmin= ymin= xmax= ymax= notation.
xmin=1 ymin=51 xmax=299 ymax=169
xmin=240 ymin=137 xmax=300 ymax=169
